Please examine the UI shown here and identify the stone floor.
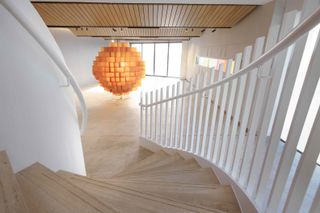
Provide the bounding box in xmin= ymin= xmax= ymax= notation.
xmin=80 ymin=76 xmax=180 ymax=178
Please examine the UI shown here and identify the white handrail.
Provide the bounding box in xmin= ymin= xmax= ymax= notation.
xmin=1 ymin=1 xmax=87 ymax=134
xmin=141 ymin=6 xmax=320 ymax=107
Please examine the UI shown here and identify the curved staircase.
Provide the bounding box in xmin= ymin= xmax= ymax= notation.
xmin=1 ymin=150 xmax=241 ymax=213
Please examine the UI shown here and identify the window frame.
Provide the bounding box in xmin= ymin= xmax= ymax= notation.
xmin=130 ymin=41 xmax=182 ymax=78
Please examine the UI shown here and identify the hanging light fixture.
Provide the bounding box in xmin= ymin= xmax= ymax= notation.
xmin=92 ymin=42 xmax=145 ymax=96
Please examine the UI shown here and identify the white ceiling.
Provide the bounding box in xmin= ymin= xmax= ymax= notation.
xmin=31 ymin=0 xmax=272 ymax=5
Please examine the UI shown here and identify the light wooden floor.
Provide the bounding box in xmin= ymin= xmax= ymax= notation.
xmin=80 ymin=77 xmax=180 ymax=178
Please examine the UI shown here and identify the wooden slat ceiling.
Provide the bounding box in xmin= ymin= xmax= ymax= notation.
xmin=32 ymin=2 xmax=257 ymax=40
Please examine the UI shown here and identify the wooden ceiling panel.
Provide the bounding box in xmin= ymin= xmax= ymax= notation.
xmin=32 ymin=2 xmax=256 ymax=28
xmin=70 ymin=27 xmax=203 ymax=38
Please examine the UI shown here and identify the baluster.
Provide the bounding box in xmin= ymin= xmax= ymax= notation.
xmin=150 ymin=91 xmax=153 ymax=139
xmin=266 ymin=30 xmax=320 ymax=212
xmin=284 ymin=108 xmax=320 ymax=213
xmin=168 ymin=84 xmax=176 ymax=147
xmin=217 ymin=52 xmax=244 ymax=165
xmin=159 ymin=88 xmax=164 ymax=145
xmin=244 ymin=24 xmax=282 ymax=197
xmin=200 ymin=68 xmax=216 ymax=157
xmin=178 ymin=81 xmax=186 ymax=149
xmin=140 ymin=91 xmax=143 ymax=137
xmin=190 ymin=75 xmax=201 ymax=153
xmin=310 ymin=187 xmax=320 ymax=213
xmin=145 ymin=92 xmax=148 ymax=139
xmin=173 ymin=82 xmax=181 ymax=148
xmin=154 ymin=89 xmax=159 ymax=142
xmin=163 ymin=85 xmax=169 ymax=146
xmin=224 ymin=39 xmax=263 ymax=174
xmin=206 ymin=64 xmax=225 ymax=159
xmin=250 ymin=11 xmax=302 ymax=200
xmin=184 ymin=77 xmax=195 ymax=151
xmin=211 ymin=59 xmax=233 ymax=162
xmin=195 ymin=71 xmax=209 ymax=155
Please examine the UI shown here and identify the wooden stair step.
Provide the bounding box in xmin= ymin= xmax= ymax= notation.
xmin=114 ymin=168 xmax=220 ymax=185
xmin=57 ymin=171 xmax=216 ymax=213
xmin=101 ymin=179 xmax=241 ymax=212
xmin=0 ymin=151 xmax=29 ymax=213
xmin=16 ymin=163 xmax=115 ymax=213
xmin=116 ymin=158 xmax=200 ymax=178
xmin=114 ymin=152 xmax=182 ymax=177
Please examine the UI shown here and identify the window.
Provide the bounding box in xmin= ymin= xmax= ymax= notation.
xmin=155 ymin=43 xmax=168 ymax=76
xmin=142 ymin=44 xmax=154 ymax=76
xmin=130 ymin=42 xmax=182 ymax=77
xmin=168 ymin=43 xmax=182 ymax=77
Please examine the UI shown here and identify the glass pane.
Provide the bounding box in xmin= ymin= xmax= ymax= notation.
xmin=168 ymin=43 xmax=182 ymax=77
xmin=155 ymin=43 xmax=168 ymax=76
xmin=142 ymin=43 xmax=154 ymax=75
xmin=131 ymin=43 xmax=142 ymax=53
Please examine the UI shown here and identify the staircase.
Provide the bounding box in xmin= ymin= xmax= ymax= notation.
xmin=0 ymin=150 xmax=242 ymax=213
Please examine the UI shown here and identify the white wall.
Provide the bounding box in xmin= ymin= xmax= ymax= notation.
xmin=0 ymin=2 xmax=86 ymax=175
xmin=182 ymin=1 xmax=275 ymax=79
xmin=50 ymin=28 xmax=106 ymax=88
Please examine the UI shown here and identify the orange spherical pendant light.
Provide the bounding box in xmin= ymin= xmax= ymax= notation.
xmin=92 ymin=42 xmax=145 ymax=96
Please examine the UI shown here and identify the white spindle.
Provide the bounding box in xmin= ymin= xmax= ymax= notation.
xmin=195 ymin=71 xmax=209 ymax=154
xmin=154 ymin=89 xmax=159 ymax=142
xmin=145 ymin=92 xmax=148 ymax=138
xmin=212 ymin=58 xmax=234 ymax=163
xmin=163 ymin=85 xmax=169 ymax=146
xmin=245 ymin=24 xmax=282 ymax=196
xmin=200 ymin=69 xmax=216 ymax=157
xmin=310 ymin=187 xmax=320 ymax=213
xmin=159 ymin=88 xmax=163 ymax=145
xmin=189 ymin=75 xmax=200 ymax=152
xmin=184 ymin=78 xmax=195 ymax=151
xmin=207 ymin=64 xmax=226 ymax=159
xmin=169 ymin=84 xmax=176 ymax=147
xmin=150 ymin=91 xmax=153 ymax=139
xmin=254 ymin=11 xmax=304 ymax=201
xmin=225 ymin=37 xmax=265 ymax=174
xmin=267 ymin=33 xmax=320 ymax=212
xmin=284 ymin=108 xmax=320 ymax=213
xmin=178 ymin=81 xmax=186 ymax=149
xmin=140 ymin=91 xmax=143 ymax=137
xmin=218 ymin=51 xmax=247 ymax=166
xmin=173 ymin=82 xmax=181 ymax=148
xmin=266 ymin=0 xmax=319 ymax=209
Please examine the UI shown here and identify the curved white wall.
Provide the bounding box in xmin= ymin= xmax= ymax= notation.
xmin=50 ymin=28 xmax=107 ymax=88
xmin=0 ymin=3 xmax=86 ymax=175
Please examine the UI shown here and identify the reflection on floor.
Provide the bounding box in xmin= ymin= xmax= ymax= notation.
xmin=81 ymin=76 xmax=181 ymax=178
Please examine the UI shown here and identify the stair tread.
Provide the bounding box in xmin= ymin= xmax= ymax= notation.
xmin=57 ymin=171 xmax=224 ymax=213
xmin=17 ymin=163 xmax=115 ymax=213
xmin=115 ymin=151 xmax=181 ymax=176
xmin=115 ymin=168 xmax=220 ymax=184
xmin=0 ymin=151 xmax=29 ymax=213
xmin=116 ymin=158 xmax=200 ymax=177
xmin=102 ymin=178 xmax=241 ymax=212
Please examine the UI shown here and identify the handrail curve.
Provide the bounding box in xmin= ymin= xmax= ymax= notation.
xmin=1 ymin=0 xmax=87 ymax=133
xmin=141 ymin=6 xmax=320 ymax=107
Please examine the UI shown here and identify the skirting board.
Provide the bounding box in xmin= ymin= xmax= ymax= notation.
xmin=140 ymin=136 xmax=259 ymax=213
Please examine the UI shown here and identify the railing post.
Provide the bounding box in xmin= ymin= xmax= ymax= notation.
xmin=206 ymin=64 xmax=225 ymax=159
xmin=168 ymin=84 xmax=176 ymax=147
xmin=145 ymin=92 xmax=148 ymax=139
xmin=173 ymin=82 xmax=181 ymax=148
xmin=200 ymin=68 xmax=216 ymax=157
xmin=210 ymin=60 xmax=233 ymax=162
xmin=154 ymin=89 xmax=159 ymax=142
xmin=163 ymin=85 xmax=170 ymax=146
xmin=140 ymin=91 xmax=143 ymax=137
